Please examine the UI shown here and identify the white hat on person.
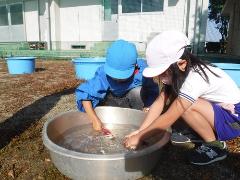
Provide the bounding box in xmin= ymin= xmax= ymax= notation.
xmin=143 ymin=30 xmax=190 ymax=77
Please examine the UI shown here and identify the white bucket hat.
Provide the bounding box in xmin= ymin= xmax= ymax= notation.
xmin=143 ymin=30 xmax=190 ymax=77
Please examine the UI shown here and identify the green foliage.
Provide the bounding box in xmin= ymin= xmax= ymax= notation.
xmin=208 ymin=0 xmax=229 ymax=42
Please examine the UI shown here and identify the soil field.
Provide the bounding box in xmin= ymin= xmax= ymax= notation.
xmin=0 ymin=59 xmax=240 ymax=180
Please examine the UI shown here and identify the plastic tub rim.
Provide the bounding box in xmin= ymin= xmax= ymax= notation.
xmin=72 ymin=57 xmax=106 ymax=63
xmin=213 ymin=63 xmax=240 ymax=70
xmin=6 ymin=56 xmax=36 ymax=60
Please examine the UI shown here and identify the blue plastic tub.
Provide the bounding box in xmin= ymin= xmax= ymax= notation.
xmin=213 ymin=63 xmax=240 ymax=87
xmin=72 ymin=58 xmax=106 ymax=80
xmin=6 ymin=57 xmax=36 ymax=74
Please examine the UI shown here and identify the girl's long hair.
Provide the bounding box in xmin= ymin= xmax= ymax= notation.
xmin=164 ymin=49 xmax=219 ymax=97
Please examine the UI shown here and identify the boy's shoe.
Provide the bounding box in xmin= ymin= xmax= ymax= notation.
xmin=188 ymin=142 xmax=227 ymax=165
xmin=171 ymin=130 xmax=203 ymax=145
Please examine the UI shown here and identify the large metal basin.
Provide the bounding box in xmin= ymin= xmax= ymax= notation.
xmin=42 ymin=106 xmax=171 ymax=180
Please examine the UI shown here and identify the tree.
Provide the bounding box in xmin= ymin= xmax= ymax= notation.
xmin=208 ymin=0 xmax=229 ymax=53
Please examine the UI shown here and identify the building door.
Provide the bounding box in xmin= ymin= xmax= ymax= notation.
xmin=0 ymin=2 xmax=25 ymax=42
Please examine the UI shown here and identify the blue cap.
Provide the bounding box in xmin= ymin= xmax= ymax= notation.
xmin=104 ymin=39 xmax=138 ymax=79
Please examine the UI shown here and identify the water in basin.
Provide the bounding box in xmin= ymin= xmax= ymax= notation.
xmin=55 ymin=123 xmax=160 ymax=154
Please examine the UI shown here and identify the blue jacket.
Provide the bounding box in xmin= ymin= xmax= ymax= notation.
xmin=76 ymin=59 xmax=159 ymax=112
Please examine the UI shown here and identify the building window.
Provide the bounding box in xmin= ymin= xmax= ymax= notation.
xmin=122 ymin=0 xmax=141 ymax=13
xmin=0 ymin=6 xmax=8 ymax=26
xmin=10 ymin=3 xmax=23 ymax=25
xmin=104 ymin=0 xmax=118 ymax=20
xmin=142 ymin=0 xmax=164 ymax=12
xmin=111 ymin=0 xmax=118 ymax=14
xmin=104 ymin=0 xmax=163 ymax=19
xmin=122 ymin=0 xmax=164 ymax=13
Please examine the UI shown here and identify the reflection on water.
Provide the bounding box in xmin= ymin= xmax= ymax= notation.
xmin=56 ymin=124 xmax=139 ymax=154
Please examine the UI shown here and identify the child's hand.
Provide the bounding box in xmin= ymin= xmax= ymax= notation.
xmin=125 ymin=130 xmax=140 ymax=139
xmin=123 ymin=134 xmax=141 ymax=150
xmin=92 ymin=120 xmax=103 ymax=131
xmin=142 ymin=107 xmax=150 ymax=113
xmin=101 ymin=127 xmax=115 ymax=139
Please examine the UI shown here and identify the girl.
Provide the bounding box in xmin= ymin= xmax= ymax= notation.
xmin=123 ymin=30 xmax=240 ymax=165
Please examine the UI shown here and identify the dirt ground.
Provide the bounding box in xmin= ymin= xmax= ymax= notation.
xmin=0 ymin=59 xmax=240 ymax=180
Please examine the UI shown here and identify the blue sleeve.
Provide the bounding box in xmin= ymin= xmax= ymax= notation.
xmin=137 ymin=59 xmax=159 ymax=107
xmin=75 ymin=67 xmax=109 ymax=112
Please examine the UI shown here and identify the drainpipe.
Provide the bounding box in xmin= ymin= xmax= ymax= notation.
xmin=118 ymin=0 xmax=122 ymax=19
xmin=197 ymin=0 xmax=203 ymax=55
xmin=46 ymin=0 xmax=52 ymax=50
xmin=37 ymin=0 xmax=41 ymax=41
xmin=185 ymin=0 xmax=190 ymax=37
xmin=193 ymin=0 xmax=203 ymax=55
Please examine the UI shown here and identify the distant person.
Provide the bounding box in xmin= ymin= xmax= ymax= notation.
xmin=124 ymin=30 xmax=240 ymax=165
xmin=75 ymin=40 xmax=159 ymax=131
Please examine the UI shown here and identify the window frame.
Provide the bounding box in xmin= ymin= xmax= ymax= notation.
xmin=0 ymin=2 xmax=24 ymax=26
xmin=9 ymin=2 xmax=24 ymax=25
xmin=0 ymin=5 xmax=9 ymax=26
xmin=121 ymin=0 xmax=164 ymax=15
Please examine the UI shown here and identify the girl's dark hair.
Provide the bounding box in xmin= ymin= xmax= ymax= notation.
xmin=164 ymin=49 xmax=219 ymax=97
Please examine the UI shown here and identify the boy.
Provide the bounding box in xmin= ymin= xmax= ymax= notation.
xmin=75 ymin=40 xmax=159 ymax=131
